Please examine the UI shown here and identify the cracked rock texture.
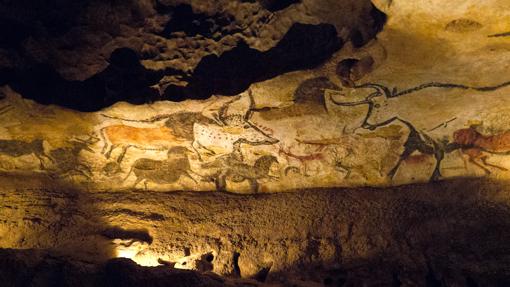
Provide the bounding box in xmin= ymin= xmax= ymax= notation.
xmin=0 ymin=0 xmax=384 ymax=110
xmin=1 ymin=0 xmax=510 ymax=286
xmin=2 ymin=178 xmax=510 ymax=286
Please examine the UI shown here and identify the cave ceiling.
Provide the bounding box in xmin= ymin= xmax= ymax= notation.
xmin=2 ymin=1 xmax=510 ymax=286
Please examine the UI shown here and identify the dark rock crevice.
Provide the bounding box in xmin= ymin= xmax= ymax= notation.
xmin=163 ymin=23 xmax=343 ymax=101
xmin=0 ymin=48 xmax=167 ymax=112
xmin=0 ymin=1 xmax=387 ymax=111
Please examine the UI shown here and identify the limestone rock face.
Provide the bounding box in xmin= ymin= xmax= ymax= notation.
xmin=0 ymin=0 xmax=384 ymax=110
xmin=1 ymin=0 xmax=510 ymax=286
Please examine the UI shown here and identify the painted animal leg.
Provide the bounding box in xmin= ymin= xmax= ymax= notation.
xmin=183 ymin=171 xmax=198 ymax=184
xmin=469 ymin=157 xmax=491 ymax=175
xmin=133 ymin=177 xmax=143 ymax=188
xmin=215 ymin=174 xmax=227 ymax=192
xmin=388 ymin=146 xmax=416 ymax=179
xmin=481 ymin=156 xmax=508 ymax=171
xmin=430 ymin=150 xmax=445 ymax=181
xmin=105 ymin=144 xmax=119 ymax=159
xmin=302 ymin=161 xmax=310 ymax=177
xmin=116 ymin=145 xmax=132 ymax=164
xmin=249 ymin=179 xmax=260 ymax=193
xmin=34 ymin=154 xmax=47 ymax=170
xmin=459 ymin=150 xmax=469 ymax=170
xmin=191 ymin=141 xmax=203 ymax=161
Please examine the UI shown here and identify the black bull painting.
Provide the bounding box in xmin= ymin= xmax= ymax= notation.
xmin=328 ymin=80 xmax=510 ymax=181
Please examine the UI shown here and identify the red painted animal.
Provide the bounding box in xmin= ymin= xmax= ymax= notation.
xmin=278 ymin=144 xmax=323 ymax=176
xmin=453 ymin=127 xmax=510 ymax=174
xmin=100 ymin=125 xmax=187 ymax=163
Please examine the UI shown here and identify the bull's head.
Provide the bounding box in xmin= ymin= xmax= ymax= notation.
xmin=329 ymin=83 xmax=392 ymax=130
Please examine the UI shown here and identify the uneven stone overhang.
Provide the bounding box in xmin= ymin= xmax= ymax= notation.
xmin=0 ymin=0 xmax=385 ymax=111
xmin=1 ymin=0 xmax=510 ymax=286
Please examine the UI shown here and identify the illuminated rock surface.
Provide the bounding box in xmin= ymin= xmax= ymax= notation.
xmin=1 ymin=0 xmax=510 ymax=286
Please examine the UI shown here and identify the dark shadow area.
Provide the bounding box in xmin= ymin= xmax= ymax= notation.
xmin=0 ymin=0 xmax=88 ymax=48
xmin=101 ymin=227 xmax=153 ymax=244
xmin=258 ymin=0 xmax=301 ymax=12
xmin=0 ymin=1 xmax=388 ymax=111
xmin=1 ymin=48 xmax=166 ymax=112
xmin=159 ymin=4 xmax=239 ymax=39
xmin=163 ymin=23 xmax=343 ymax=101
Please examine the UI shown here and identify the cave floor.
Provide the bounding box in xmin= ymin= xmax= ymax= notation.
xmin=2 ymin=175 xmax=510 ymax=286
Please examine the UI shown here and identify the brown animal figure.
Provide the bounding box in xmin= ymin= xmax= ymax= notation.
xmin=0 ymin=138 xmax=52 ymax=169
xmin=453 ymin=127 xmax=510 ymax=174
xmin=203 ymin=146 xmax=279 ymax=193
xmin=124 ymin=146 xmax=196 ymax=189
xmin=100 ymin=124 xmax=187 ymax=164
xmin=100 ymin=92 xmax=277 ymax=162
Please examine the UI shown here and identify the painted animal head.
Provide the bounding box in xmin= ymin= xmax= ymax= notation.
xmin=69 ymin=134 xmax=100 ymax=153
xmin=453 ymin=127 xmax=480 ymax=146
xmin=200 ymin=90 xmax=278 ymax=146
xmin=329 ymin=83 xmax=391 ymax=129
xmin=167 ymin=146 xmax=193 ymax=156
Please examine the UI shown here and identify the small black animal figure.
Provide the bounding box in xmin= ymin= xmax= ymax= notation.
xmin=48 ymin=135 xmax=99 ymax=179
xmin=203 ymin=147 xmax=279 ymax=193
xmin=124 ymin=146 xmax=196 ymax=189
xmin=0 ymin=138 xmax=52 ymax=169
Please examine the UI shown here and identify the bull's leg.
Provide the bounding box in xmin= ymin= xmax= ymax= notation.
xmin=388 ymin=145 xmax=416 ymax=179
xmin=481 ymin=156 xmax=508 ymax=171
xmin=430 ymin=150 xmax=444 ymax=181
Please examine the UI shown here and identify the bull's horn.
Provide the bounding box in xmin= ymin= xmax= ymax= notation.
xmin=330 ymin=95 xmax=370 ymax=106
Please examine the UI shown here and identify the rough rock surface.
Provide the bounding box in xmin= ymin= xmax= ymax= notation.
xmin=1 ymin=0 xmax=510 ymax=285
xmin=2 ymin=178 xmax=510 ymax=286
xmin=0 ymin=0 xmax=384 ymax=111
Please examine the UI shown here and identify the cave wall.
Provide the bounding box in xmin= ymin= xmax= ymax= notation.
xmin=1 ymin=0 xmax=510 ymax=286
xmin=0 ymin=0 xmax=510 ymax=193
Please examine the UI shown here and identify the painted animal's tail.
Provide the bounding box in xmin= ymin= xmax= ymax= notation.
xmin=389 ymin=80 xmax=510 ymax=98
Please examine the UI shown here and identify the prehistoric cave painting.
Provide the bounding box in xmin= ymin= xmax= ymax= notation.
xmin=202 ymin=141 xmax=279 ymax=193
xmin=452 ymin=125 xmax=510 ymax=174
xmin=329 ymin=79 xmax=510 ymax=181
xmin=46 ymin=135 xmax=99 ymax=179
xmin=99 ymin=123 xmax=187 ymax=164
xmin=100 ymin=91 xmax=278 ymax=164
xmin=124 ymin=146 xmax=197 ymax=190
xmin=277 ymin=143 xmax=324 ymax=176
xmin=488 ymin=31 xmax=510 ymax=37
xmin=0 ymin=138 xmax=52 ymax=170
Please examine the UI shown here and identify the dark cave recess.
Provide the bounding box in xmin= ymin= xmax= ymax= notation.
xmin=0 ymin=2 xmax=386 ymax=111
